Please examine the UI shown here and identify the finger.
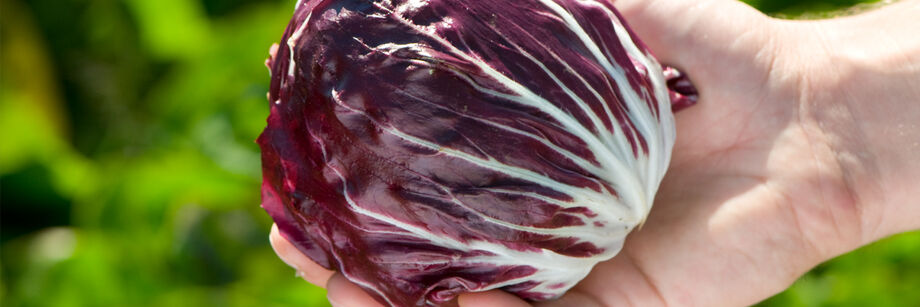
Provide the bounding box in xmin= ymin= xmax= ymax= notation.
xmin=458 ymin=290 xmax=531 ymax=307
xmin=266 ymin=43 xmax=279 ymax=69
xmin=326 ymin=273 xmax=386 ymax=307
xmin=611 ymin=0 xmax=769 ymax=70
xmin=269 ymin=224 xmax=335 ymax=288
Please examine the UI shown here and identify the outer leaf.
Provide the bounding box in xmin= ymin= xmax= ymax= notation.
xmin=259 ymin=0 xmax=682 ymax=305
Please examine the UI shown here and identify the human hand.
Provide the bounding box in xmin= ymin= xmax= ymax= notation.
xmin=270 ymin=0 xmax=920 ymax=306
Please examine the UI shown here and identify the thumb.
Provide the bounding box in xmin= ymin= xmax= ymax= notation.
xmin=613 ymin=0 xmax=772 ymax=73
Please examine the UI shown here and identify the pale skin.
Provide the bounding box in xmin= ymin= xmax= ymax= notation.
xmin=269 ymin=0 xmax=920 ymax=306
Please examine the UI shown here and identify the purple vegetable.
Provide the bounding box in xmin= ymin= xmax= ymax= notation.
xmin=259 ymin=0 xmax=693 ymax=306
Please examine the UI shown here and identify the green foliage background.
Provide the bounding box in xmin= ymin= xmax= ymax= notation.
xmin=1 ymin=0 xmax=916 ymax=306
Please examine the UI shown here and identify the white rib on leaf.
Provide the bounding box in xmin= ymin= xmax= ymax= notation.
xmin=501 ymin=24 xmax=648 ymax=184
xmin=328 ymin=164 xmax=620 ymax=269
xmin=576 ymin=0 xmax=676 ymax=207
xmin=329 ymin=89 xmax=636 ymax=240
xmin=371 ymin=2 xmax=642 ymax=195
xmin=390 ymin=85 xmax=606 ymax=176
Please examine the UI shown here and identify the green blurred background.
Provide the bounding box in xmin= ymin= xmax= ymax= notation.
xmin=0 ymin=0 xmax=916 ymax=306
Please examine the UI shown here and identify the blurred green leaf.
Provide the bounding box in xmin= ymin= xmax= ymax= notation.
xmin=124 ymin=0 xmax=212 ymax=59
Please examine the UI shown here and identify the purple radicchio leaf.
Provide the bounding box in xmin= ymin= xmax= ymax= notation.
xmin=259 ymin=0 xmax=695 ymax=306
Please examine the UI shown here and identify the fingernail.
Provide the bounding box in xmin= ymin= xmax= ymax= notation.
xmin=295 ymin=270 xmax=306 ymax=280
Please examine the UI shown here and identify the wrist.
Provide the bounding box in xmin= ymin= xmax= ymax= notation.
xmin=790 ymin=1 xmax=920 ymax=250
